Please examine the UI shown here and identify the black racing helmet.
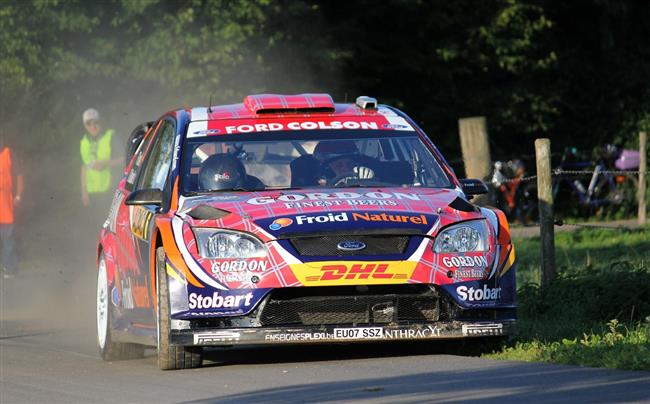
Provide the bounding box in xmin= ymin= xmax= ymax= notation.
xmin=313 ymin=140 xmax=359 ymax=162
xmin=198 ymin=153 xmax=246 ymax=191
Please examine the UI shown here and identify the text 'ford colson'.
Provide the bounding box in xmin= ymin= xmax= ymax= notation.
xmin=95 ymin=94 xmax=516 ymax=370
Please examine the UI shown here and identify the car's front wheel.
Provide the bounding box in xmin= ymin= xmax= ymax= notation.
xmin=156 ymin=247 xmax=203 ymax=370
xmin=97 ymin=253 xmax=145 ymax=361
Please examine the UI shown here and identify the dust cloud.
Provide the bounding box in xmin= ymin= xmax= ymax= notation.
xmin=0 ymin=48 xmax=340 ymax=347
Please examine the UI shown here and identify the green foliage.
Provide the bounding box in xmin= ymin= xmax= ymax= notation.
xmin=514 ymin=227 xmax=650 ymax=286
xmin=488 ymin=227 xmax=650 ymax=370
xmin=489 ymin=318 xmax=650 ymax=371
xmin=2 ymin=0 xmax=650 ymax=158
xmin=517 ymin=261 xmax=650 ymax=340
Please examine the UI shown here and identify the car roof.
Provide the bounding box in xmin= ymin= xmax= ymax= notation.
xmin=187 ymin=94 xmax=383 ymax=121
xmin=180 ymin=94 xmax=418 ymax=138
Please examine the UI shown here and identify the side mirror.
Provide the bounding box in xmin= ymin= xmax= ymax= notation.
xmin=460 ymin=178 xmax=488 ymax=196
xmin=125 ymin=188 xmax=163 ymax=206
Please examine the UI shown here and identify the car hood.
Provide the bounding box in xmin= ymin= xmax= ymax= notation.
xmin=178 ymin=187 xmax=483 ymax=238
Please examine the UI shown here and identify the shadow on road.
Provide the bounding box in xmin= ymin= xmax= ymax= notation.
xmin=201 ymin=339 xmax=497 ymax=368
xmin=186 ymin=361 xmax=650 ymax=403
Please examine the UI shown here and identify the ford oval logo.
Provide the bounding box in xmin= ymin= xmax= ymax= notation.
xmin=337 ymin=240 xmax=367 ymax=251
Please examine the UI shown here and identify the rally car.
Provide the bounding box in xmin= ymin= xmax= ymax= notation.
xmin=96 ymin=94 xmax=516 ymax=370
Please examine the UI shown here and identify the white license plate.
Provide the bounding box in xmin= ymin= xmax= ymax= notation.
xmin=333 ymin=327 xmax=383 ymax=340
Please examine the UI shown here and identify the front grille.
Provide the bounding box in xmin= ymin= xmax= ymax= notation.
xmin=259 ymin=285 xmax=442 ymax=326
xmin=290 ymin=235 xmax=410 ymax=256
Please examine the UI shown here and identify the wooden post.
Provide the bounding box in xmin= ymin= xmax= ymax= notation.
xmin=535 ymin=138 xmax=555 ymax=286
xmin=458 ymin=117 xmax=492 ymax=205
xmin=639 ymin=132 xmax=647 ymax=225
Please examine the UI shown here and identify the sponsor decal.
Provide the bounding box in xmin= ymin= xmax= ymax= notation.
xmin=210 ymin=260 xmax=269 ymax=283
xmin=456 ymin=285 xmax=501 ymax=302
xmin=351 ymin=212 xmax=428 ymax=225
xmin=130 ymin=207 xmax=153 ymax=241
xmin=213 ymin=272 xmax=259 ymax=283
xmin=126 ymin=168 xmax=137 ymax=184
xmin=263 ymin=326 xmax=442 ymax=342
xmin=188 ymin=291 xmax=254 ymax=309
xmin=292 ymin=261 xmax=417 ymax=286
xmin=120 ymin=277 xmax=151 ymax=309
xmin=382 ymin=123 xmax=409 ymax=130
xmin=111 ymin=286 xmax=120 ymax=306
xmin=193 ymin=129 xmax=221 ymax=135
xmin=265 ymin=332 xmax=333 ymax=342
xmin=272 ymin=211 xmax=429 ymax=229
xmin=213 ymin=172 xmax=231 ymax=181
xmin=383 ymin=326 xmax=441 ymax=339
xmin=171 ymin=134 xmax=181 ymax=171
xmin=225 ymin=121 xmax=378 ymax=134
xmin=453 ymin=268 xmax=486 ymax=279
xmin=188 ymin=311 xmax=247 ymax=317
xmin=285 ymin=199 xmax=398 ymax=209
xmin=310 ymin=263 xmax=404 ymax=282
xmin=247 ymin=192 xmax=420 ymax=206
xmin=295 ymin=212 xmax=348 ymax=225
xmin=462 ymin=323 xmax=504 ymax=336
xmin=207 ymin=195 xmax=240 ymax=201
xmin=211 ymin=260 xmax=268 ymax=273
xmin=269 ymin=217 xmax=293 ymax=230
xmin=194 ymin=331 xmax=241 ymax=344
xmin=442 ymin=256 xmax=488 ymax=268
xmin=105 ymin=192 xmax=124 ymax=232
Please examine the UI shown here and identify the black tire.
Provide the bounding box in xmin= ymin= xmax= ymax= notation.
xmin=97 ymin=253 xmax=145 ymax=361
xmin=156 ymin=247 xmax=203 ymax=370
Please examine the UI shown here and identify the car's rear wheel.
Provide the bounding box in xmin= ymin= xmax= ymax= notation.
xmin=97 ymin=253 xmax=145 ymax=360
xmin=156 ymin=247 xmax=203 ymax=370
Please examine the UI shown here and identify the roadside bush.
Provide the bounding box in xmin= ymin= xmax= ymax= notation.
xmin=490 ymin=318 xmax=650 ymax=371
xmin=517 ymin=263 xmax=650 ymax=340
xmin=487 ymin=227 xmax=650 ymax=370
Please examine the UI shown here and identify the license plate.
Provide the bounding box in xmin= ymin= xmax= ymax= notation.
xmin=333 ymin=327 xmax=383 ymax=339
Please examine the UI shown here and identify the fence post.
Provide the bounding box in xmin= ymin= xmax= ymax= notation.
xmin=639 ymin=132 xmax=647 ymax=225
xmin=535 ymin=138 xmax=555 ymax=286
xmin=458 ymin=116 xmax=491 ymax=205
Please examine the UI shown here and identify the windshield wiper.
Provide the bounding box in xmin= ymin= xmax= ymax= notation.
xmin=189 ymin=187 xmax=251 ymax=194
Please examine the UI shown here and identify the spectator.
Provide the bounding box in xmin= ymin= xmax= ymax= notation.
xmin=79 ymin=108 xmax=123 ymax=214
xmin=0 ymin=136 xmax=24 ymax=279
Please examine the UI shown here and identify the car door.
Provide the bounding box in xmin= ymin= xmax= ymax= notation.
xmin=113 ymin=117 xmax=178 ymax=328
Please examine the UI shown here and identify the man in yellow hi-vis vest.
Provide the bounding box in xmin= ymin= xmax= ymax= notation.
xmin=80 ymin=108 xmax=123 ymax=212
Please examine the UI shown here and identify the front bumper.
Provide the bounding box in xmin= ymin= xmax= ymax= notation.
xmin=171 ymin=320 xmax=516 ymax=346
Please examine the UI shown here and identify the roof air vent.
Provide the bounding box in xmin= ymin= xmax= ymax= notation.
xmin=244 ymin=94 xmax=335 ymax=114
xmin=356 ymin=96 xmax=377 ymax=109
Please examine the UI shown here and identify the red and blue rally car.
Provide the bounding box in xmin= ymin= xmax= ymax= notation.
xmin=96 ymin=94 xmax=516 ymax=370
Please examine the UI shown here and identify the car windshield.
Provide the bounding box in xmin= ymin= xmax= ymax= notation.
xmin=180 ymin=130 xmax=452 ymax=193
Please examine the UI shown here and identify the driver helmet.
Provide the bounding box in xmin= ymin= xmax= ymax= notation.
xmin=313 ymin=140 xmax=359 ymax=162
xmin=198 ymin=153 xmax=245 ymax=190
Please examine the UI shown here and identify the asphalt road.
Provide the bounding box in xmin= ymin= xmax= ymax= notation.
xmin=2 ymin=265 xmax=649 ymax=403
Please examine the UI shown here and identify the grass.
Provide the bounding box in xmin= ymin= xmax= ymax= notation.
xmin=486 ymin=226 xmax=650 ymax=371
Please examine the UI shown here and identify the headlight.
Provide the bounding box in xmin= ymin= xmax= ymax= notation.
xmin=433 ymin=220 xmax=488 ymax=253
xmin=193 ymin=229 xmax=267 ymax=259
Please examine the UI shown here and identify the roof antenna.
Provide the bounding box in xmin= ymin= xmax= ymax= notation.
xmin=207 ymin=94 xmax=213 ymax=113
xmin=344 ymin=92 xmax=348 ymax=103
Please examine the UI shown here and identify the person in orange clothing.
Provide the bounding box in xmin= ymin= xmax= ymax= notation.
xmin=0 ymin=136 xmax=24 ymax=279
